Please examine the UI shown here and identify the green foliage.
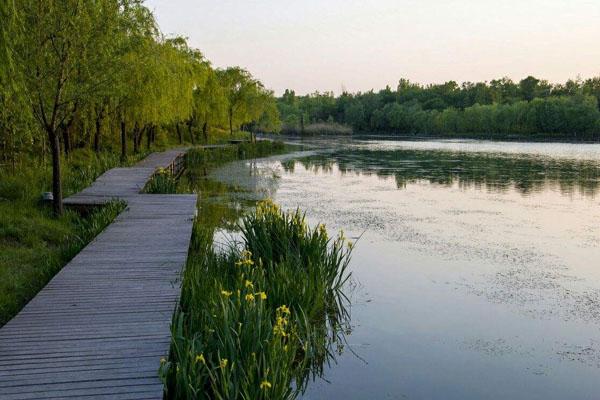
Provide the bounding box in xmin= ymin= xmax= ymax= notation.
xmin=279 ymin=77 xmax=600 ymax=140
xmin=217 ymin=67 xmax=281 ymax=136
xmin=1 ymin=0 xmax=281 ymax=213
xmin=282 ymin=122 xmax=352 ymax=136
xmin=162 ymin=201 xmax=352 ymax=399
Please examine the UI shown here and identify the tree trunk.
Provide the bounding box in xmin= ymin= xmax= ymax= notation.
xmin=84 ymin=126 xmax=91 ymax=148
xmin=8 ymin=126 xmax=15 ymax=173
xmin=94 ymin=115 xmax=102 ymax=152
xmin=229 ymin=109 xmax=233 ymax=136
xmin=1 ymin=135 xmax=7 ymax=165
xmin=188 ymin=120 xmax=195 ymax=145
xmin=133 ymin=134 xmax=138 ymax=153
xmin=202 ymin=121 xmax=208 ymax=143
xmin=135 ymin=125 xmax=145 ymax=153
xmin=132 ymin=122 xmax=140 ymax=154
xmin=48 ymin=130 xmax=63 ymax=216
xmin=60 ymin=124 xmax=71 ymax=156
xmin=120 ymin=120 xmax=127 ymax=162
xmin=3 ymin=129 xmax=8 ymax=170
xmin=146 ymin=125 xmax=152 ymax=149
xmin=68 ymin=118 xmax=77 ymax=150
xmin=60 ymin=102 xmax=78 ymax=156
xmin=176 ymin=123 xmax=182 ymax=144
xmin=41 ymin=136 xmax=46 ymax=166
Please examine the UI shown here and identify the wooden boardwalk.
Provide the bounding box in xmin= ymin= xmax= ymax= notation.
xmin=0 ymin=149 xmax=197 ymax=399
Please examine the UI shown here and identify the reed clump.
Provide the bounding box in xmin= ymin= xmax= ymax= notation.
xmin=163 ymin=200 xmax=352 ymax=399
xmin=144 ymin=168 xmax=179 ymax=194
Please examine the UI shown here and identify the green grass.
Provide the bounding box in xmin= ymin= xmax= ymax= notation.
xmin=0 ymin=148 xmax=148 ymax=326
xmin=162 ymin=202 xmax=352 ymax=399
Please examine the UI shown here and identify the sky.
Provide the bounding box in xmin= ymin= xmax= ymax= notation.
xmin=145 ymin=0 xmax=600 ymax=95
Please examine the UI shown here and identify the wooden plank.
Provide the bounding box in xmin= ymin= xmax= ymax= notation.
xmin=0 ymin=149 xmax=196 ymax=399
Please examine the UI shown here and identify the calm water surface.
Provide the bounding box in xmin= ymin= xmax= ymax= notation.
xmin=212 ymin=139 xmax=600 ymax=400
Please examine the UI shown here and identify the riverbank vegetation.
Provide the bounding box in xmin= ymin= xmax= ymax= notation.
xmin=162 ymin=201 xmax=352 ymax=399
xmin=148 ymin=142 xmax=352 ymax=398
xmin=278 ymin=76 xmax=600 ymax=140
xmin=145 ymin=140 xmax=289 ymax=195
xmin=1 ymin=1 xmax=281 ymax=215
xmin=281 ymin=122 xmax=352 ymax=136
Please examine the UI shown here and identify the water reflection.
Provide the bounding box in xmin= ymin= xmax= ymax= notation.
xmin=200 ymin=140 xmax=600 ymax=399
xmin=293 ymin=149 xmax=600 ymax=198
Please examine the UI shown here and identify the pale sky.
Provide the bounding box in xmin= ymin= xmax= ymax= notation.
xmin=145 ymin=0 xmax=600 ymax=95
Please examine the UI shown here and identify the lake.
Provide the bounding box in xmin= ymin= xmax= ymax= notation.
xmin=210 ymin=138 xmax=600 ymax=400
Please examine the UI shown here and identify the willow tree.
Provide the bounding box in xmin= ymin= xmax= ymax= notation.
xmin=0 ymin=1 xmax=15 ymax=81
xmin=101 ymin=1 xmax=158 ymax=159
xmin=162 ymin=37 xmax=202 ymax=145
xmin=239 ymin=83 xmax=281 ymax=140
xmin=14 ymin=1 xmax=127 ymax=214
xmin=3 ymin=0 xmax=282 ymax=210
xmin=118 ymin=38 xmax=159 ymax=155
xmin=254 ymin=90 xmax=282 ymax=134
xmin=192 ymin=68 xmax=227 ymax=142
xmin=0 ymin=0 xmax=28 ymax=170
xmin=218 ymin=67 xmax=258 ymax=136
xmin=109 ymin=3 xmax=193 ymax=157
xmin=114 ymin=33 xmax=198 ymax=155
xmin=45 ymin=0 xmax=130 ymax=156
xmin=169 ymin=42 xmax=227 ymax=144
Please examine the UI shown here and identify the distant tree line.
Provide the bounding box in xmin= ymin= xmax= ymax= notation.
xmin=278 ymin=76 xmax=600 ymax=139
xmin=294 ymin=149 xmax=600 ymax=197
xmin=0 ymin=0 xmax=281 ymax=215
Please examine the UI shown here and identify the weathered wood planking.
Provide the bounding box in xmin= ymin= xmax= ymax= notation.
xmin=0 ymin=149 xmax=196 ymax=399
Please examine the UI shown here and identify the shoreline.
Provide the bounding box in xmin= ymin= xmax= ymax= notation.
xmin=263 ymin=132 xmax=600 ymax=145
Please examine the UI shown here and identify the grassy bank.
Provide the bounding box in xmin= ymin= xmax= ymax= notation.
xmin=0 ymin=149 xmax=147 ymax=326
xmin=162 ymin=202 xmax=352 ymax=399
